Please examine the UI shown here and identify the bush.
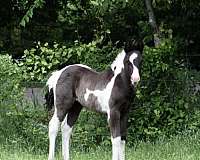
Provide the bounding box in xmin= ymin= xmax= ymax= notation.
xmin=127 ymin=38 xmax=200 ymax=142
xmin=5 ymin=36 xmax=199 ymax=151
xmin=71 ymin=110 xmax=110 ymax=150
xmin=0 ymin=54 xmax=48 ymax=152
xmin=18 ymin=41 xmax=119 ymax=82
xmin=0 ymin=54 xmax=23 ymax=107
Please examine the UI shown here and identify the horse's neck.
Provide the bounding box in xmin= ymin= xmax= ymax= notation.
xmin=120 ymin=69 xmax=134 ymax=92
xmin=99 ymin=68 xmax=114 ymax=81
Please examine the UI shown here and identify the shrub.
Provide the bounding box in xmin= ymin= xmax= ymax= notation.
xmin=18 ymin=41 xmax=119 ymax=82
xmin=71 ymin=110 xmax=110 ymax=150
xmin=127 ymin=38 xmax=200 ymax=142
xmin=10 ymin=36 xmax=200 ymax=151
xmin=0 ymin=54 xmax=48 ymax=152
xmin=0 ymin=54 xmax=23 ymax=107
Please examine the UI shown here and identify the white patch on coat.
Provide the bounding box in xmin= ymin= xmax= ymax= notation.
xmin=129 ymin=53 xmax=140 ymax=84
xmin=84 ymin=50 xmax=126 ymax=121
xmin=46 ymin=64 xmax=91 ymax=91
xmin=47 ymin=66 xmax=70 ymax=108
xmin=46 ymin=64 xmax=92 ymax=106
xmin=111 ymin=50 xmax=126 ymax=74
xmin=84 ymin=88 xmax=90 ymax=101
xmin=46 ymin=64 xmax=91 ymax=160
xmin=46 ymin=70 xmax=63 ymax=92
xmin=75 ymin=64 xmax=92 ymax=70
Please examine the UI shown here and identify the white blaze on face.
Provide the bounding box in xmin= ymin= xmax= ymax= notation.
xmin=129 ymin=53 xmax=140 ymax=84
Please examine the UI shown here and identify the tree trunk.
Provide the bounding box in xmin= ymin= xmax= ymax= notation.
xmin=145 ymin=0 xmax=160 ymax=46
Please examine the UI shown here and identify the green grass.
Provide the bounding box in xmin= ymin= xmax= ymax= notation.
xmin=1 ymin=132 xmax=200 ymax=160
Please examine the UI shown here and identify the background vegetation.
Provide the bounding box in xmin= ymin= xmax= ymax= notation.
xmin=0 ymin=0 xmax=200 ymax=157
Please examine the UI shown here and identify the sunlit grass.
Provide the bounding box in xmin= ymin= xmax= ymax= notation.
xmin=1 ymin=131 xmax=200 ymax=160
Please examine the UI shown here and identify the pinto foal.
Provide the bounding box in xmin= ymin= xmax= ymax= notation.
xmin=46 ymin=47 xmax=142 ymax=160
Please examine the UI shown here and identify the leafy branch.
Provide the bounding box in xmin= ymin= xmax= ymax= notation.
xmin=20 ymin=0 xmax=45 ymax=27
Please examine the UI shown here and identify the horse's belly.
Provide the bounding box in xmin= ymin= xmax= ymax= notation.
xmin=77 ymin=92 xmax=108 ymax=113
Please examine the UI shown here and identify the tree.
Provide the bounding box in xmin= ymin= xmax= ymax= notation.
xmin=144 ymin=0 xmax=160 ymax=46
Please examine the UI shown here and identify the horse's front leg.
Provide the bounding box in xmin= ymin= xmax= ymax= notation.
xmin=109 ymin=109 xmax=122 ymax=160
xmin=119 ymin=111 xmax=129 ymax=160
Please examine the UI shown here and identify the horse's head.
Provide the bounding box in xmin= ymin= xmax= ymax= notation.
xmin=123 ymin=40 xmax=143 ymax=85
xmin=110 ymin=39 xmax=143 ymax=85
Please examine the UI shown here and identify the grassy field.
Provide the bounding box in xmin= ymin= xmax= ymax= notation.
xmin=1 ymin=132 xmax=200 ymax=160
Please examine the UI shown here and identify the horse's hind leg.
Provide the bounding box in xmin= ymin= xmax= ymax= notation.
xmin=61 ymin=101 xmax=83 ymax=160
xmin=48 ymin=78 xmax=74 ymax=160
xmin=48 ymin=109 xmax=60 ymax=160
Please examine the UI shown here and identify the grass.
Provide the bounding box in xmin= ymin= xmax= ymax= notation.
xmin=1 ymin=131 xmax=200 ymax=160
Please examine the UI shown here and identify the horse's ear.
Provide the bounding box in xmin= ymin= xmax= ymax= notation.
xmin=124 ymin=39 xmax=144 ymax=54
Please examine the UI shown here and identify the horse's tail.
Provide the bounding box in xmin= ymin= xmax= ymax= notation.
xmin=45 ymin=88 xmax=54 ymax=111
xmin=45 ymin=71 xmax=59 ymax=110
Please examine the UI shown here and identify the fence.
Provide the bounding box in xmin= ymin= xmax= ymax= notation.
xmin=23 ymin=76 xmax=200 ymax=109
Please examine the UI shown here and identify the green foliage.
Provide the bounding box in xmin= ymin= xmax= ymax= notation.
xmin=20 ymin=0 xmax=45 ymax=27
xmin=72 ymin=111 xmax=110 ymax=150
xmin=0 ymin=54 xmax=48 ymax=152
xmin=0 ymin=103 xmax=49 ymax=152
xmin=18 ymin=42 xmax=72 ymax=81
xmin=57 ymin=0 xmax=145 ymax=43
xmin=0 ymin=54 xmax=23 ymax=106
xmin=127 ymin=37 xmax=200 ymax=141
xmin=17 ymin=35 xmax=200 ymax=147
xmin=18 ymin=41 xmax=118 ymax=81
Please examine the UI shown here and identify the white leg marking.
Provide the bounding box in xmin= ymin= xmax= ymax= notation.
xmin=119 ymin=140 xmax=125 ymax=160
xmin=48 ymin=110 xmax=60 ymax=160
xmin=61 ymin=115 xmax=73 ymax=160
xmin=112 ymin=137 xmax=121 ymax=160
xmin=107 ymin=110 xmax=110 ymax=123
xmin=111 ymin=137 xmax=125 ymax=160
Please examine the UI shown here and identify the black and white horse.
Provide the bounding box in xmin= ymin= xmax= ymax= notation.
xmin=46 ymin=44 xmax=143 ymax=160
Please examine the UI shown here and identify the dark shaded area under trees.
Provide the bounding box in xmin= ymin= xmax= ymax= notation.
xmin=0 ymin=0 xmax=199 ymax=70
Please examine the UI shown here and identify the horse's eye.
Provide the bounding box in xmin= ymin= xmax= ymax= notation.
xmin=133 ymin=59 xmax=139 ymax=67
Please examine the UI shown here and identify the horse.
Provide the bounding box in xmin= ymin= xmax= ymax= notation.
xmin=45 ymin=42 xmax=143 ymax=160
